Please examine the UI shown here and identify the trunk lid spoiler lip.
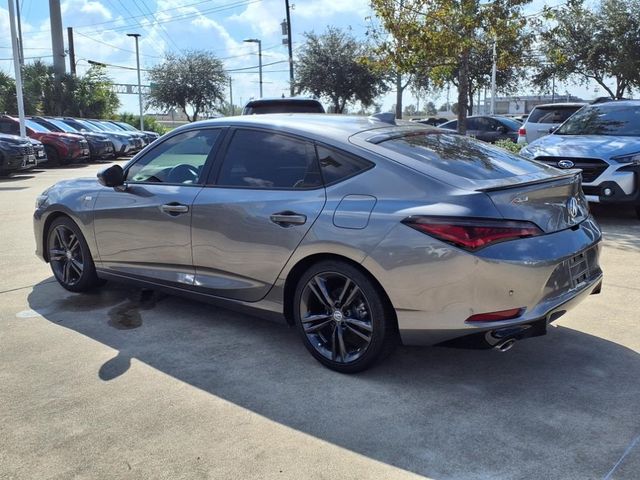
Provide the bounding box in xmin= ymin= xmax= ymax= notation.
xmin=475 ymin=170 xmax=581 ymax=193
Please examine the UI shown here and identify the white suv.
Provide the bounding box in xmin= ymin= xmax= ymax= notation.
xmin=517 ymin=103 xmax=585 ymax=144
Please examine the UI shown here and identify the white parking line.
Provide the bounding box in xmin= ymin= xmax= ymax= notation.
xmin=603 ymin=433 xmax=640 ymax=480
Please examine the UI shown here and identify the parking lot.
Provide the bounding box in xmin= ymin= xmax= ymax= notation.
xmin=1 ymin=162 xmax=639 ymax=480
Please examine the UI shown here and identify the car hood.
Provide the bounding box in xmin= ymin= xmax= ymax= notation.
xmin=526 ymin=134 xmax=640 ymax=159
xmin=0 ymin=133 xmax=30 ymax=145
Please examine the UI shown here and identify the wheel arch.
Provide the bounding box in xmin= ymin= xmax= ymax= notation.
xmin=41 ymin=211 xmax=74 ymax=262
xmin=282 ymin=252 xmax=397 ymax=328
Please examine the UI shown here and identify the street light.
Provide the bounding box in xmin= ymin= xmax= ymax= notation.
xmin=126 ymin=33 xmax=144 ymax=131
xmin=243 ymin=38 xmax=263 ymax=98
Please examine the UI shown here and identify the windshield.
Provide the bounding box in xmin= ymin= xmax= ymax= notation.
xmin=49 ymin=119 xmax=78 ymax=133
xmin=25 ymin=119 xmax=50 ymax=132
xmin=75 ymin=119 xmax=100 ymax=132
xmin=496 ymin=117 xmax=522 ymax=130
xmin=555 ymin=104 xmax=640 ymax=136
xmin=116 ymin=122 xmax=136 ymax=131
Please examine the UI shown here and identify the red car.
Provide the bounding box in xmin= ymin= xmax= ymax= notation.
xmin=0 ymin=115 xmax=90 ymax=166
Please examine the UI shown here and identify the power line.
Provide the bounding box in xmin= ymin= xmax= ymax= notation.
xmin=134 ymin=0 xmax=182 ymax=53
xmin=74 ymin=31 xmax=163 ymax=59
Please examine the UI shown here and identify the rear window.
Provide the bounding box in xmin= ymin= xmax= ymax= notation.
xmin=377 ymin=131 xmax=547 ymax=180
xmin=527 ymin=106 xmax=582 ymax=124
xmin=243 ymin=101 xmax=325 ymax=115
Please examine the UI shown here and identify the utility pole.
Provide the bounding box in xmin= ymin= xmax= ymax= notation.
xmin=285 ymin=0 xmax=294 ymax=96
xmin=490 ymin=38 xmax=497 ymax=115
xmin=551 ymin=75 xmax=556 ymax=103
xmin=7 ymin=0 xmax=26 ymax=137
xmin=229 ymin=77 xmax=234 ymax=115
xmin=16 ymin=0 xmax=24 ymax=65
xmin=49 ymin=0 xmax=66 ymax=79
xmin=67 ymin=27 xmax=76 ymax=75
xmin=127 ymin=33 xmax=144 ymax=131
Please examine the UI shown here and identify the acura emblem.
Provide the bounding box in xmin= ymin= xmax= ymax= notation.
xmin=557 ymin=159 xmax=575 ymax=169
xmin=567 ymin=197 xmax=579 ymax=219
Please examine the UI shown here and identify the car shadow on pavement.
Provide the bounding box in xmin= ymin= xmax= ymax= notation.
xmin=27 ymin=279 xmax=640 ymax=480
xmin=591 ymin=205 xmax=640 ymax=252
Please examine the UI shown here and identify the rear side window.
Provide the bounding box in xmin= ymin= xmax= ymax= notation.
xmin=527 ymin=106 xmax=581 ymax=124
xmin=243 ymin=101 xmax=325 ymax=115
xmin=378 ymin=131 xmax=546 ymax=180
xmin=217 ymin=130 xmax=322 ymax=189
xmin=316 ymin=146 xmax=372 ymax=185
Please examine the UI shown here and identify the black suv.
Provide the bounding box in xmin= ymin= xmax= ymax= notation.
xmin=0 ymin=133 xmax=35 ymax=176
xmin=242 ymin=97 xmax=325 ymax=115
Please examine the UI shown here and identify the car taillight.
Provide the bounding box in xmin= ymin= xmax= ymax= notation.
xmin=466 ymin=308 xmax=524 ymax=322
xmin=402 ymin=216 xmax=543 ymax=251
xmin=518 ymin=127 xmax=526 ymax=136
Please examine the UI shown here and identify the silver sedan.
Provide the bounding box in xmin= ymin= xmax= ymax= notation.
xmin=33 ymin=114 xmax=603 ymax=372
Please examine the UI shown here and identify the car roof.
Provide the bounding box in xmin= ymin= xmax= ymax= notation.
xmin=244 ymin=97 xmax=321 ymax=105
xmin=530 ymin=103 xmax=586 ymax=109
xmin=173 ymin=114 xmax=434 ymax=142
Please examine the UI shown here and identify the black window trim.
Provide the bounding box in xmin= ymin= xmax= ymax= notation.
xmin=122 ymin=126 xmax=227 ymax=187
xmin=205 ymin=126 xmax=324 ymax=191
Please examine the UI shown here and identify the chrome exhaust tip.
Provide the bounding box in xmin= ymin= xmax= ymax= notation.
xmin=495 ymin=338 xmax=516 ymax=352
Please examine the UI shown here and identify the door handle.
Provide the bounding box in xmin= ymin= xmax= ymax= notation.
xmin=270 ymin=211 xmax=307 ymax=227
xmin=161 ymin=203 xmax=189 ymax=216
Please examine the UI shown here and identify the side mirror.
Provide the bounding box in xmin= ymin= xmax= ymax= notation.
xmin=97 ymin=164 xmax=124 ymax=188
xmin=548 ymin=127 xmax=556 ymax=134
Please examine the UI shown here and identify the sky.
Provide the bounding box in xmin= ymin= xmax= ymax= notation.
xmin=0 ymin=0 xmax=616 ymax=116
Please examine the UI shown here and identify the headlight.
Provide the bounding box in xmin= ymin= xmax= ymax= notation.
xmin=612 ymin=152 xmax=640 ymax=164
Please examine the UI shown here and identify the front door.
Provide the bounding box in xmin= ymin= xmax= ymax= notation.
xmin=93 ymin=128 xmax=223 ymax=285
xmin=191 ymin=128 xmax=326 ymax=302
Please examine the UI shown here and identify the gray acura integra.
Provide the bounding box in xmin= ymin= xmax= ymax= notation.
xmin=34 ymin=114 xmax=603 ymax=372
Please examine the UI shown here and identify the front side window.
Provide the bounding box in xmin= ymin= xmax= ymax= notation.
xmin=126 ymin=129 xmax=220 ymax=184
xmin=316 ymin=146 xmax=372 ymax=185
xmin=0 ymin=120 xmax=19 ymax=135
xmin=216 ymin=130 xmax=321 ymax=189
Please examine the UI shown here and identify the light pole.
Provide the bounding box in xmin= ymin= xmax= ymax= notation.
xmin=244 ymin=38 xmax=263 ymax=98
xmin=7 ymin=0 xmax=26 ymax=137
xmin=127 ymin=33 xmax=144 ymax=131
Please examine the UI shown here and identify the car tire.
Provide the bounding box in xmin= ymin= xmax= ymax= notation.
xmin=293 ymin=260 xmax=398 ymax=373
xmin=44 ymin=145 xmax=61 ymax=166
xmin=47 ymin=217 xmax=101 ymax=292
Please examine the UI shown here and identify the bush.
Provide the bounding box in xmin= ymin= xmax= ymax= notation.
xmin=495 ymin=139 xmax=524 ymax=154
xmin=115 ymin=112 xmax=169 ymax=135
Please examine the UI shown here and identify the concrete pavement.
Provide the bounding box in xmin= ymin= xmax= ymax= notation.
xmin=1 ymin=163 xmax=639 ymax=479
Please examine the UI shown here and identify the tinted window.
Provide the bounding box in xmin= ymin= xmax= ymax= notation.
xmin=217 ymin=130 xmax=321 ymax=189
xmin=49 ymin=119 xmax=78 ymax=132
xmin=316 ymin=146 xmax=372 ymax=185
xmin=0 ymin=120 xmax=19 ymax=135
xmin=440 ymin=120 xmax=457 ymax=130
xmin=495 ymin=117 xmax=521 ymax=130
xmin=127 ymin=129 xmax=220 ymax=184
xmin=555 ymin=104 xmax=640 ymax=136
xmin=465 ymin=118 xmax=480 ymax=130
xmin=379 ymin=131 xmax=547 ymax=180
xmin=25 ymin=119 xmax=50 ymax=132
xmin=243 ymin=101 xmax=325 ymax=115
xmin=528 ymin=106 xmax=582 ymax=124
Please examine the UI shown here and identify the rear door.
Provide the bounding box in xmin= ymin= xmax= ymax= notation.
xmin=191 ymin=128 xmax=327 ymax=302
xmin=93 ymin=128 xmax=223 ymax=285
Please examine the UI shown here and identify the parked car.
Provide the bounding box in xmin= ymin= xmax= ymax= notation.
xmin=0 ymin=133 xmax=35 ymax=176
xmin=59 ymin=118 xmax=136 ymax=157
xmin=439 ymin=115 xmax=520 ymax=143
xmin=84 ymin=119 xmax=146 ymax=150
xmin=517 ymin=103 xmax=585 ymax=145
xmin=106 ymin=120 xmax=160 ymax=144
xmin=0 ymin=116 xmax=90 ymax=166
xmin=415 ymin=117 xmax=450 ymax=126
xmin=520 ymin=100 xmax=640 ymax=218
xmin=26 ymin=138 xmax=47 ymax=169
xmin=34 ymin=114 xmax=603 ymax=372
xmin=29 ymin=117 xmax=115 ymax=162
xmin=242 ymin=97 xmax=325 ymax=115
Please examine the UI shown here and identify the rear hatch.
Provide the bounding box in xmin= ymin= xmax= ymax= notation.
xmin=355 ymin=127 xmax=589 ymax=233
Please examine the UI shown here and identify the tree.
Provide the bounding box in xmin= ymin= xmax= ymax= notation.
xmin=371 ymin=0 xmax=531 ymax=133
xmin=0 ymin=72 xmax=17 ymax=113
xmin=116 ymin=112 xmax=167 ymax=134
xmin=424 ymin=101 xmax=437 ymax=116
xmin=295 ymin=27 xmax=389 ymax=113
xmin=535 ymin=0 xmax=640 ymax=99
xmin=147 ymin=50 xmax=227 ymax=122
